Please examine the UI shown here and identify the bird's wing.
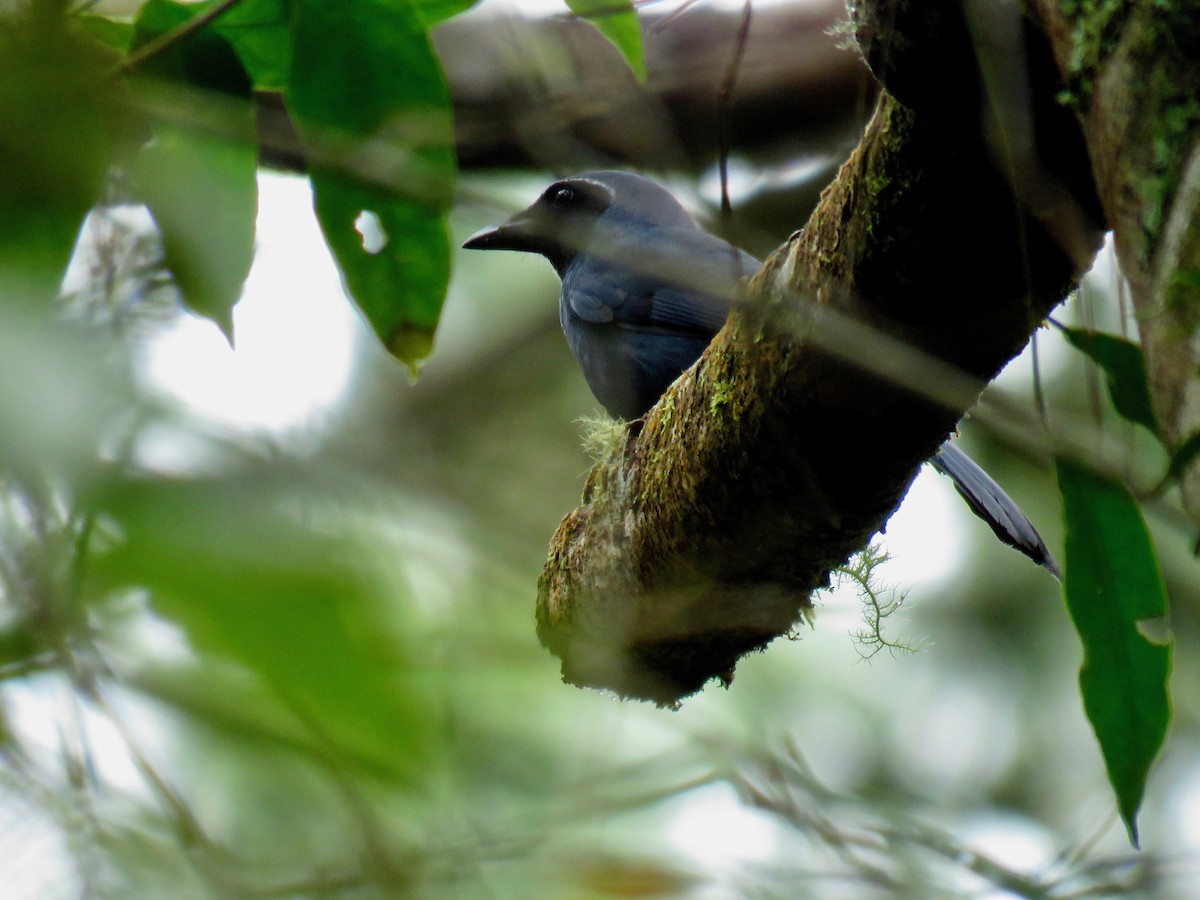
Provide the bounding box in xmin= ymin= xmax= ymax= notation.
xmin=566 ymin=228 xmax=760 ymax=336
xmin=930 ymin=442 xmax=1061 ymax=579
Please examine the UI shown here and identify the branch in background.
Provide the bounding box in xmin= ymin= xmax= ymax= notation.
xmin=536 ymin=0 xmax=1106 ymax=705
xmin=257 ymin=0 xmax=869 ymax=174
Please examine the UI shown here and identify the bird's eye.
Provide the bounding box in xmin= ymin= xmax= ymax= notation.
xmin=551 ymin=186 xmax=575 ymax=207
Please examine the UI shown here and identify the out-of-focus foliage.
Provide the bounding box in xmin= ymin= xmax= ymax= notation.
xmin=0 ymin=14 xmax=132 ymax=302
xmin=129 ymin=0 xmax=258 ymax=339
xmin=1060 ymin=326 xmax=1160 ymax=438
xmin=1168 ymin=428 xmax=1200 ymax=482
xmin=565 ymin=0 xmax=647 ymax=82
xmin=91 ymin=471 xmax=437 ymax=782
xmin=189 ymin=0 xmax=291 ymax=90
xmin=415 ymin=0 xmax=484 ymax=26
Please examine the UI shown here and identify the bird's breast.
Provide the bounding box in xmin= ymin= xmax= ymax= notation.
xmin=560 ymin=297 xmax=711 ymax=420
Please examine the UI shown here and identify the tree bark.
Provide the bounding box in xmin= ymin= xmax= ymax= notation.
xmin=536 ymin=0 xmax=1108 ymax=705
xmin=1029 ymin=0 xmax=1200 ymax=524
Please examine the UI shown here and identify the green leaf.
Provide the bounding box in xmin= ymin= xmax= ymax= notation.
xmin=128 ymin=0 xmax=291 ymax=91
xmin=1057 ymin=457 xmax=1171 ymax=847
xmin=565 ymin=0 xmax=646 ymax=82
xmin=129 ymin=123 xmax=258 ymax=341
xmin=0 ymin=310 xmax=131 ymax=475
xmin=411 ymin=0 xmax=481 ymax=26
xmin=74 ymin=14 xmax=136 ymax=53
xmin=130 ymin=0 xmax=259 ymax=341
xmin=206 ymin=0 xmax=292 ymax=91
xmin=91 ymin=474 xmax=433 ymax=781
xmin=0 ymin=19 xmax=129 ymax=301
xmin=1061 ymin=327 xmax=1160 ymax=436
xmin=0 ymin=623 xmax=39 ymax=674
xmin=287 ymin=0 xmax=455 ymax=372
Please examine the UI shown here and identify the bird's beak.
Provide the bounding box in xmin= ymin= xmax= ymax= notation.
xmin=462 ymin=214 xmax=541 ymax=252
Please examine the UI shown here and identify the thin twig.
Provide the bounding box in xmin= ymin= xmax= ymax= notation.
xmin=716 ymin=0 xmax=752 ymax=222
xmin=1031 ymin=326 xmax=1048 ymax=425
xmin=650 ymin=0 xmax=703 ymax=33
xmin=115 ymin=0 xmax=247 ymax=76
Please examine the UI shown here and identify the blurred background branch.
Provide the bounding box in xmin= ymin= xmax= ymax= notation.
xmin=255 ymin=0 xmax=871 ymax=175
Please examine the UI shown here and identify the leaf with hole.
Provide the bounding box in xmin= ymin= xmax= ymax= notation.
xmin=287 ymin=0 xmax=455 ymax=372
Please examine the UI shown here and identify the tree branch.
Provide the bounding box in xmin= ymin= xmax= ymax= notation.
xmin=256 ymin=1 xmax=869 ymax=174
xmin=445 ymin=0 xmax=867 ymax=169
xmin=536 ymin=0 xmax=1106 ymax=705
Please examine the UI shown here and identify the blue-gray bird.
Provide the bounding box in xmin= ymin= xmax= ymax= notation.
xmin=464 ymin=170 xmax=1059 ymax=577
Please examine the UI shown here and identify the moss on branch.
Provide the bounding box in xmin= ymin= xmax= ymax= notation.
xmin=537 ymin=2 xmax=1106 ymax=704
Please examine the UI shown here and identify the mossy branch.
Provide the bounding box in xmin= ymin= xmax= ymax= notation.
xmin=537 ymin=1 xmax=1107 ymax=705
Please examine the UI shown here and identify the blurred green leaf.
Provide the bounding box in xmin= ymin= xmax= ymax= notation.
xmin=92 ymin=474 xmax=434 ymax=781
xmin=1061 ymin=327 xmax=1160 ymax=437
xmin=0 ymin=16 xmax=129 ymax=301
xmin=565 ymin=0 xmax=646 ymax=83
xmin=287 ymin=0 xmax=454 ymax=373
xmin=412 ymin=0 xmax=481 ymax=26
xmin=129 ymin=0 xmax=259 ymax=341
xmin=0 ymin=311 xmax=129 ymax=475
xmin=1057 ymin=457 xmax=1171 ymax=848
xmin=208 ymin=0 xmax=291 ymax=91
xmin=124 ymin=0 xmax=291 ymax=90
xmin=128 ymin=121 xmax=257 ymax=341
xmin=0 ymin=623 xmax=40 ymax=675
xmin=74 ymin=14 xmax=135 ymax=53
xmin=133 ymin=659 xmax=368 ymax=769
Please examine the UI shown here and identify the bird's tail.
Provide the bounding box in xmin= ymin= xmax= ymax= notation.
xmin=930 ymin=442 xmax=1061 ymax=579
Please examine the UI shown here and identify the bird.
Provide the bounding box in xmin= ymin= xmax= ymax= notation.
xmin=463 ymin=170 xmax=1060 ymax=578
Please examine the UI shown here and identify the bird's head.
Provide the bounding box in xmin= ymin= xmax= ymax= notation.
xmin=462 ymin=171 xmax=696 ymax=276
